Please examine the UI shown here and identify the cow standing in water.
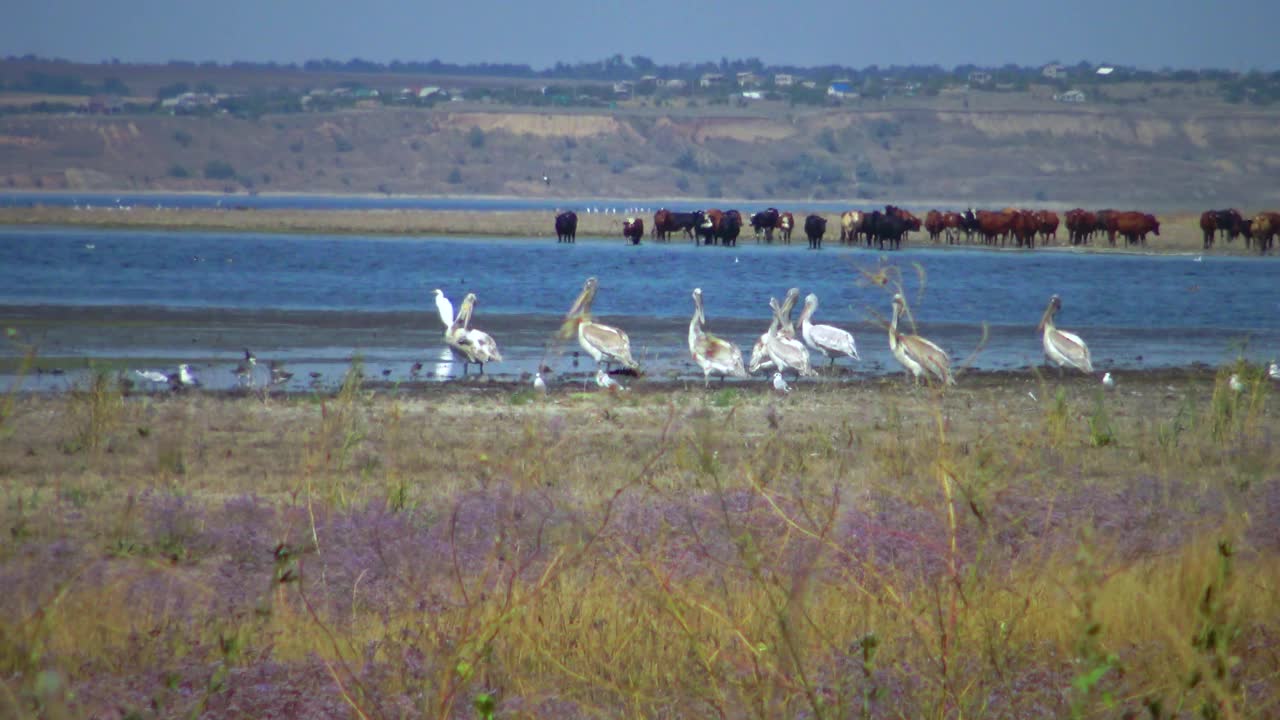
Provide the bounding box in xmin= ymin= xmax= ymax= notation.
xmin=804 ymin=215 xmax=827 ymax=249
xmin=750 ymin=208 xmax=780 ymax=242
xmin=623 ymin=217 xmax=644 ymax=245
xmin=718 ymin=210 xmax=743 ymax=246
xmin=555 ymin=211 xmax=578 ymax=243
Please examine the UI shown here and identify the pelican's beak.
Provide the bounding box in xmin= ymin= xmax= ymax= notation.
xmin=1037 ymin=305 xmax=1051 ymax=332
xmin=559 ymin=287 xmax=590 ymax=339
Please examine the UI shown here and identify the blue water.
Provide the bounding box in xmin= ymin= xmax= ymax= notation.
xmin=2 ymin=226 xmax=1278 ymax=390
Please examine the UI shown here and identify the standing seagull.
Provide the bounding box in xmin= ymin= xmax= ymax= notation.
xmin=889 ymin=293 xmax=955 ymax=386
xmin=772 ymin=372 xmax=791 ymax=394
xmin=765 ymin=294 xmax=816 ymax=379
xmin=560 ymin=277 xmax=640 ymax=372
xmin=797 ymin=293 xmax=860 ymax=368
xmin=595 ymin=368 xmax=626 ymax=392
xmin=446 ymin=293 xmax=503 ymax=375
xmin=1102 ymin=372 xmax=1116 ymax=389
xmin=533 ymin=372 xmax=547 ymax=395
xmin=689 ymin=288 xmax=750 ymax=386
xmin=1038 ymin=295 xmax=1093 ymax=375
xmin=169 ymin=363 xmax=199 ymax=391
xmin=1268 ymin=362 xmax=1279 ymax=381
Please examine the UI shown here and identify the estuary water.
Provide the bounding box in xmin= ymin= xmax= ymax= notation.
xmin=1 ymin=226 xmax=1277 ymax=391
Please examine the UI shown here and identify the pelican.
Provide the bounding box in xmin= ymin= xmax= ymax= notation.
xmin=797 ymin=293 xmax=860 ymax=367
xmin=748 ymin=288 xmax=800 ymax=373
xmin=765 ymin=294 xmax=816 ymax=379
xmin=772 ymin=372 xmax=791 ymax=394
xmin=689 ymin=288 xmax=749 ymax=386
xmin=1229 ymin=373 xmax=1245 ymax=394
xmin=1102 ymin=372 xmax=1115 ymax=389
xmin=433 ymin=288 xmax=454 ymax=328
xmin=888 ymin=293 xmax=955 ymax=386
xmin=560 ymin=277 xmax=640 ymax=372
xmin=447 ymin=293 xmax=503 ymax=375
xmin=1038 ymin=295 xmax=1093 ymax=375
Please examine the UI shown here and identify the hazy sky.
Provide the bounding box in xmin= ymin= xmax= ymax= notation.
xmin=7 ymin=0 xmax=1278 ymax=71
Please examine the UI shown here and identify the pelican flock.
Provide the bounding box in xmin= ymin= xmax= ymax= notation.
xmin=688 ymin=287 xmax=750 ymax=386
xmin=888 ymin=293 xmax=954 ymax=386
xmin=765 ymin=294 xmax=817 ymax=379
xmin=560 ymin=277 xmax=640 ymax=372
xmin=1038 ymin=294 xmax=1093 ymax=375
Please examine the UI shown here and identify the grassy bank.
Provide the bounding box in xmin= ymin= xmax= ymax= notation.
xmin=0 ymin=205 xmax=1263 ymax=255
xmin=1 ymin=358 xmax=1278 ymax=717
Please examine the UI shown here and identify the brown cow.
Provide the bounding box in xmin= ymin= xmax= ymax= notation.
xmin=652 ymin=208 xmax=672 ymax=241
xmin=1199 ymin=210 xmax=1218 ymax=249
xmin=1250 ymin=212 xmax=1280 ymax=254
xmin=1110 ymin=211 xmax=1160 ymax=246
xmin=975 ymin=210 xmax=1013 ymax=245
xmin=924 ymin=210 xmax=946 ymax=243
xmin=1064 ymin=208 xmax=1096 ymax=245
xmin=840 ymin=210 xmax=863 ymax=244
xmin=623 ymin=216 xmax=644 ymax=245
xmin=942 ymin=212 xmax=964 ymax=244
xmin=1035 ymin=211 xmax=1059 ymax=245
xmin=1010 ymin=210 xmax=1038 ymax=248
xmin=778 ymin=211 xmax=795 ymax=243
xmin=697 ymin=208 xmax=724 ymax=246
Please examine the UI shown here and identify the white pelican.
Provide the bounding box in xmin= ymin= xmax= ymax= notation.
xmin=1102 ymin=372 xmax=1115 ymax=389
xmin=765 ymin=295 xmax=816 ymax=379
xmin=798 ymin=293 xmax=860 ymax=367
xmin=748 ymin=288 xmax=800 ymax=373
xmin=889 ymin=293 xmax=955 ymax=386
xmin=447 ymin=293 xmax=503 ymax=375
xmin=1038 ymin=295 xmax=1093 ymax=375
xmin=772 ymin=372 xmax=791 ymax=394
xmin=433 ymin=289 xmax=455 ymax=328
xmin=560 ymin=277 xmax=640 ymax=372
xmin=1229 ymin=373 xmax=1245 ymax=394
xmin=689 ymin=288 xmax=749 ymax=386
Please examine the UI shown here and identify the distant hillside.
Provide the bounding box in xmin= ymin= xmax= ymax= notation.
xmin=4 ymin=98 xmax=1280 ymax=210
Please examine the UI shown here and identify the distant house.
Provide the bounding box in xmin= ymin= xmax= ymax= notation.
xmin=417 ymin=86 xmax=443 ymax=99
xmin=699 ymin=73 xmax=725 ymax=88
xmin=773 ymin=73 xmax=795 ymax=87
xmin=740 ymin=90 xmax=764 ymax=100
xmin=736 ymin=71 xmax=761 ymax=88
xmin=827 ymin=82 xmax=855 ymax=98
xmin=800 ymin=80 xmax=818 ymax=89
xmin=664 ymin=78 xmax=687 ymax=90
xmin=612 ymin=81 xmax=634 ymax=97
xmin=1095 ymin=66 xmax=1115 ymax=76
xmin=1042 ymin=63 xmax=1065 ymax=79
xmin=968 ymin=71 xmax=992 ymax=85
xmin=1054 ymin=89 xmax=1086 ymax=103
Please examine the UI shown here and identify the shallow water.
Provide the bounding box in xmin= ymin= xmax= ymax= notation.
xmin=2 ymin=227 xmax=1277 ymax=391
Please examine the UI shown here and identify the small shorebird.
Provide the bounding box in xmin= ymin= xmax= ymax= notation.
xmin=772 ymin=371 xmax=791 ymax=394
xmin=1038 ymin=295 xmax=1093 ymax=375
xmin=533 ymin=372 xmax=547 ymax=395
xmin=889 ymin=293 xmax=954 ymax=386
xmin=560 ymin=277 xmax=640 ymax=372
xmin=409 ymin=361 xmax=423 ymax=379
xmin=595 ymin=368 xmax=626 ymax=392
xmin=1229 ymin=373 xmax=1246 ymax=394
xmin=688 ymin=287 xmax=749 ymax=386
xmin=797 ymin=292 xmax=859 ymax=368
xmin=1102 ymin=372 xmax=1115 ymax=389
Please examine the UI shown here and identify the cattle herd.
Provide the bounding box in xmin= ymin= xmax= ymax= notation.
xmin=550 ymin=205 xmax=1279 ymax=254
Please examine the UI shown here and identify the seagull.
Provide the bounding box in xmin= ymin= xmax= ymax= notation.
xmin=888 ymin=293 xmax=954 ymax=386
xmin=1193 ymin=256 xmax=1203 ymax=262
xmin=688 ymin=288 xmax=750 ymax=386
xmin=1102 ymin=372 xmax=1115 ymax=389
xmin=1038 ymin=295 xmax=1093 ymax=375
xmin=560 ymin=277 xmax=640 ymax=372
xmin=1229 ymin=373 xmax=1246 ymax=394
xmin=797 ymin=292 xmax=860 ymax=368
xmin=134 ymin=369 xmax=170 ymax=385
xmin=269 ymin=360 xmax=294 ymax=386
xmin=1269 ymin=362 xmax=1279 ymax=381
xmin=772 ymin=372 xmax=791 ymax=394
xmin=595 ymin=368 xmax=625 ymax=392
xmin=533 ymin=372 xmax=547 ymax=394
xmin=169 ymin=363 xmax=198 ymax=391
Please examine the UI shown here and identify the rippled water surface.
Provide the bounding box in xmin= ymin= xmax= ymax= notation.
xmin=2 ymin=227 xmax=1277 ymax=390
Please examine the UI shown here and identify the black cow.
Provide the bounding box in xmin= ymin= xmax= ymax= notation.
xmin=718 ymin=210 xmax=743 ymax=247
xmin=750 ymin=208 xmax=780 ymax=243
xmin=555 ymin=211 xmax=578 ymax=243
xmin=667 ymin=211 xmax=703 ymax=241
xmin=866 ymin=211 xmax=909 ymax=250
xmin=804 ymin=215 xmax=827 ymax=249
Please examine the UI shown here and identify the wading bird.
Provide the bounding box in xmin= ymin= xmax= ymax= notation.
xmin=689 ymin=287 xmax=749 ymax=386
xmin=888 ymin=293 xmax=954 ymax=386
xmin=772 ymin=371 xmax=791 ymax=394
xmin=748 ymin=288 xmax=800 ymax=373
xmin=797 ymin=293 xmax=859 ymax=368
xmin=765 ymin=293 xmax=816 ymax=379
xmin=1102 ymin=372 xmax=1115 ymax=389
xmin=560 ymin=277 xmax=639 ymax=372
xmin=433 ymin=288 xmax=454 ymax=328
xmin=1038 ymin=295 xmax=1093 ymax=375
xmin=446 ymin=293 xmax=503 ymax=375
xmin=233 ymin=348 xmax=257 ymax=387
